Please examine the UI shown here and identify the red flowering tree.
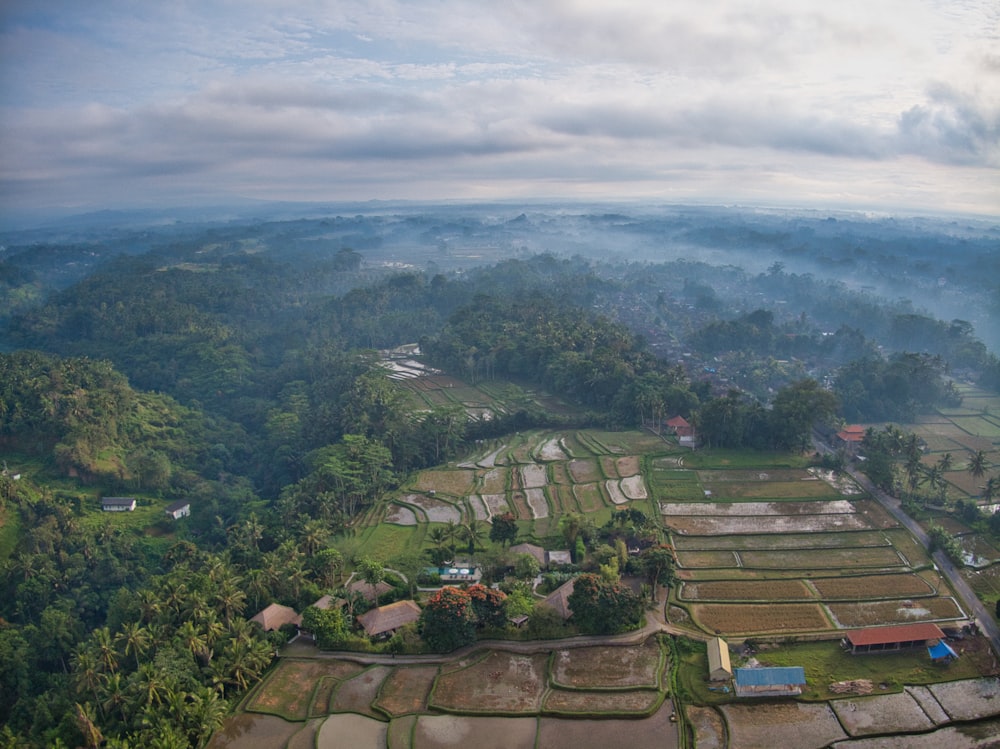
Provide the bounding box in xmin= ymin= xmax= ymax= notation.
xmin=419 ymin=586 xmax=475 ymax=652
xmin=467 ymin=583 xmax=507 ymax=629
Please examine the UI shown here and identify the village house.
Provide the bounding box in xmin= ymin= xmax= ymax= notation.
xmin=666 ymin=415 xmax=696 ymax=447
xmin=835 ymin=424 xmax=866 ymax=454
xmin=357 ymin=599 xmax=422 ymax=639
xmin=164 ymin=500 xmax=191 ymax=519
xmin=540 ymin=578 xmax=576 ymax=621
xmin=509 ymin=543 xmax=573 ymax=569
xmin=101 ymin=497 xmax=137 ymax=512
xmin=249 ymin=603 xmax=302 ymax=632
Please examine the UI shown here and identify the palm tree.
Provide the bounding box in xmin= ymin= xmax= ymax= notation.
xmin=188 ymin=686 xmax=228 ymax=745
xmin=117 ymin=621 xmax=151 ymax=670
xmin=213 ymin=580 xmax=247 ymax=628
xmin=175 ymin=620 xmax=210 ymax=667
xmin=99 ymin=671 xmax=127 ymax=723
xmin=298 ymin=519 xmax=327 ymax=557
xmin=984 ymin=477 xmax=1000 ymax=506
xmin=968 ymin=450 xmax=989 ymax=494
xmin=904 ymin=452 xmax=924 ymax=498
xmin=938 ymin=452 xmax=954 ymax=473
xmin=133 ymin=662 xmax=167 ymax=708
xmin=71 ymin=648 xmax=103 ymax=714
xmin=922 ymin=464 xmax=948 ymax=505
xmin=442 ymin=520 xmax=462 ymax=559
xmin=92 ymin=626 xmax=119 ymax=675
xmin=461 ymin=520 xmax=487 ymax=563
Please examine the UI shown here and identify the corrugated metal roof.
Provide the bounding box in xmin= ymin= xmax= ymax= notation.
xmin=734 ymin=667 xmax=806 ymax=687
xmin=847 ymin=623 xmax=944 ymax=646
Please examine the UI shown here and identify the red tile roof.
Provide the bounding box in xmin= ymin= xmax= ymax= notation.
xmin=667 ymin=416 xmax=690 ymax=428
xmin=846 ymin=623 xmax=944 ymax=646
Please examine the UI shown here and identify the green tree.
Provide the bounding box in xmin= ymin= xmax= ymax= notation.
xmin=419 ymin=587 xmax=475 ymax=652
xmin=514 ymin=553 xmax=541 ymax=581
xmin=767 ymin=378 xmax=838 ymax=450
xmin=357 ymin=556 xmax=386 ymax=603
xmin=567 ymin=573 xmax=642 ymax=635
xmin=300 ymin=606 xmax=347 ymax=649
xmin=640 ymin=545 xmax=678 ymax=602
xmin=489 ymin=512 xmax=518 ymax=547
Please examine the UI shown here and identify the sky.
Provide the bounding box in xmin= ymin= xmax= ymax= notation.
xmin=1 ymin=0 xmax=998 ymax=218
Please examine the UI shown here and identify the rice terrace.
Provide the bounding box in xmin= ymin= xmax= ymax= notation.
xmin=213 ymin=370 xmax=1000 ymax=748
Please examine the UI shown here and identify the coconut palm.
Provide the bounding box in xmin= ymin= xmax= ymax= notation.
xmin=461 ymin=519 xmax=487 ymax=563
xmin=968 ymin=450 xmax=989 ymax=492
xmin=117 ymin=622 xmax=151 ymax=670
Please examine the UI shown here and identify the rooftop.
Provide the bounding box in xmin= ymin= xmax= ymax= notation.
xmin=734 ymin=666 xmax=806 ymax=687
xmin=846 ymin=623 xmax=944 ymax=647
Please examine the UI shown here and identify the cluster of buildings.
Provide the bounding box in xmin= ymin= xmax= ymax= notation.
xmin=709 ymin=623 xmax=959 ymax=698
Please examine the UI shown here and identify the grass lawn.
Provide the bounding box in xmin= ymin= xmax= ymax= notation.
xmin=355 ymin=524 xmax=419 ymax=561
xmin=753 ymin=640 xmax=991 ymax=700
xmin=0 ymin=507 xmax=22 ymax=561
xmin=681 ymin=450 xmax=810 ymax=469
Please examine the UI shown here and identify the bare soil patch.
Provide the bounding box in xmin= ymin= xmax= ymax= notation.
xmin=827 ymin=597 xmax=965 ymax=627
xmin=430 ymin=651 xmax=548 ymax=713
xmin=399 ymin=494 xmax=462 ymax=523
xmin=538 ymin=437 xmax=569 ymax=461
xmin=928 ymin=678 xmax=1000 ymax=721
xmin=721 ymin=702 xmax=847 ymax=749
xmin=329 ymin=665 xmax=392 ymax=718
xmin=740 ymin=546 xmax=904 ymax=570
xmin=207 ymin=714 xmax=301 ymax=749
xmin=550 ymin=639 xmax=662 ymax=689
xmin=384 ymin=503 xmax=418 ymax=525
xmin=568 ymin=459 xmax=602 ymax=483
xmin=616 ymin=455 xmax=640 ymax=476
xmin=694 ymin=603 xmax=830 ymax=634
xmin=685 ymin=705 xmax=725 ymax=749
xmin=374 ymin=665 xmax=438 ymax=717
xmin=675 ymin=550 xmax=739 ymax=568
xmin=666 ymin=513 xmax=876 ymax=535
xmin=606 ymin=479 xmax=629 ymax=505
xmin=316 ymin=713 xmax=387 ymax=749
xmin=525 ymin=487 xmax=548 ymax=518
xmin=672 ymin=531 xmax=890 ymax=551
xmin=620 ymin=474 xmax=648 ymax=499
xmin=481 ymin=494 xmax=510 ymax=517
xmin=812 ymin=574 xmax=936 ymax=600
xmin=519 ymin=463 xmax=548 ymax=488
xmin=414 ymin=470 xmax=476 ymax=496
xmin=680 ymin=579 xmax=812 ymax=601
xmin=248 ymin=660 xmax=363 ymax=720
xmin=543 ymin=688 xmax=661 ymax=714
xmin=536 ymin=706 xmax=677 ymax=749
xmin=479 ymin=467 xmax=507 ymax=492
xmin=832 ymin=691 xmax=936 ymax=736
xmin=661 ymin=500 xmax=856 ymax=516
xmin=600 ymin=455 xmax=621 ymax=478
xmin=701 ymin=480 xmax=840 ymax=499
xmin=413 ymin=716 xmax=537 ymax=749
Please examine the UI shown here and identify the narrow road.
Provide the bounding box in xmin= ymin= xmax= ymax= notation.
xmin=814 ymin=435 xmax=1000 ymax=659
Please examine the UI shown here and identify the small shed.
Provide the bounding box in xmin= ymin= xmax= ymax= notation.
xmin=707 ymin=637 xmax=732 ymax=681
xmin=101 ymin=497 xmax=137 ymax=512
xmin=734 ymin=667 xmax=806 ymax=698
xmin=357 ymin=599 xmax=422 ymax=639
xmin=250 ymin=603 xmax=302 ymax=632
xmin=164 ymin=500 xmax=191 ymax=519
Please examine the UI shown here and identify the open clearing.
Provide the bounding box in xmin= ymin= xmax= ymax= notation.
xmin=721 ymin=702 xmax=848 ymax=749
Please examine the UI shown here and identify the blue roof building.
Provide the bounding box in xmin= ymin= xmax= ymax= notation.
xmin=928 ymin=640 xmax=957 ymax=663
xmin=734 ymin=666 xmax=807 ymax=697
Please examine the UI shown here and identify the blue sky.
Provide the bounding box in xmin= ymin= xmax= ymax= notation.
xmin=1 ymin=0 xmax=997 ymax=216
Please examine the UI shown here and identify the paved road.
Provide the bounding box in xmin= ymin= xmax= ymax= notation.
xmin=814 ymin=436 xmax=1000 ymax=659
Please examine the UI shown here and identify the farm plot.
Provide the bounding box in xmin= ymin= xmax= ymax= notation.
xmin=373 ymin=665 xmax=438 ymax=717
xmin=573 ymin=483 xmax=607 ymax=513
xmin=928 ymin=678 xmax=1000 ymax=721
xmin=666 ymin=513 xmax=877 ymax=535
xmin=831 ymin=691 xmax=937 ymax=736
xmin=697 ymin=469 xmax=817 ymax=482
xmin=467 ymin=495 xmax=490 ymax=520
xmin=740 ymin=547 xmax=905 ymax=570
xmin=520 ymin=464 xmax=548 ymax=488
xmin=481 ymin=494 xmax=510 ymax=517
xmin=479 ymin=467 xmax=507 ymax=493
xmin=315 ymin=714 xmax=387 ymax=749
xmin=543 ymin=688 xmax=661 ymax=714
xmin=537 ymin=437 xmax=569 ymax=461
xmin=399 ymin=494 xmax=463 ymax=523
xmin=699 ymin=479 xmax=844 ymax=500
xmin=606 ymin=480 xmax=629 ymax=505
xmin=675 ymin=550 xmax=740 ymax=568
xmin=535 ymin=708 xmax=676 ymax=749
xmin=568 ymin=459 xmax=602 ymax=483
xmin=721 ymin=703 xmax=847 ymax=749
xmin=661 ymin=500 xmax=856 ymax=516
xmin=330 ymin=666 xmax=391 ymax=718
xmin=692 ymin=603 xmax=830 ymax=634
xmin=811 ymin=574 xmax=936 ymax=600
xmin=549 ymin=484 xmax=579 ymax=514
xmin=384 ymin=503 xmax=418 ymax=525
xmin=679 ymin=579 xmax=813 ymax=601
xmin=827 ymin=597 xmax=965 ymax=627
xmin=524 ymin=488 xmax=549 ymax=518
xmin=412 ymin=716 xmax=538 ymax=749
xmin=549 ymin=639 xmax=663 ymax=690
xmin=247 ymin=660 xmax=365 ymax=720
xmin=414 ymin=469 xmax=476 ymax=496
xmin=429 ymin=651 xmax=548 ymax=713
xmin=672 ymin=531 xmax=891 ymax=551
xmin=620 ymin=475 xmax=648 ymax=499
xmin=957 ymin=534 xmax=1000 ymax=567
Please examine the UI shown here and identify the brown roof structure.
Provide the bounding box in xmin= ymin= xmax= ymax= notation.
xmin=357 ymin=599 xmax=422 ymax=638
xmin=347 ymin=579 xmax=394 ymax=603
xmin=249 ymin=603 xmax=302 ymax=631
xmin=836 ymin=425 xmax=866 ymax=443
xmin=847 ymin=623 xmax=944 ymax=647
xmin=509 ymin=543 xmax=547 ymax=567
xmin=540 ymin=578 xmax=576 ymax=620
